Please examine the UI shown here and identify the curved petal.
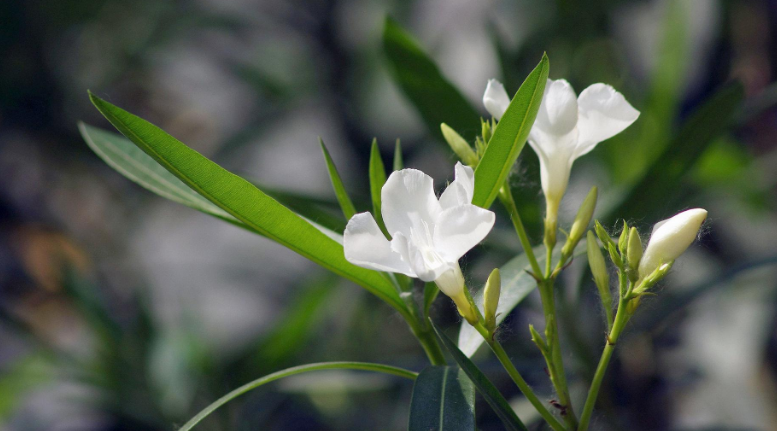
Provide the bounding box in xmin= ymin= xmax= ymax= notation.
xmin=433 ymin=205 xmax=495 ymax=262
xmin=534 ymin=79 xmax=579 ymax=138
xmin=382 ymin=169 xmax=442 ymax=238
xmin=483 ymin=79 xmax=511 ymax=120
xmin=439 ymin=162 xmax=475 ymax=210
xmin=575 ymin=83 xmax=640 ymax=158
xmin=344 ymin=213 xmax=414 ymax=275
xmin=527 ymin=131 xmax=577 ymax=204
xmin=405 ymin=241 xmax=452 ymax=282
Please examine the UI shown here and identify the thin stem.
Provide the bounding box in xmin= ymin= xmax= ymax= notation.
xmin=472 ymin=323 xmax=566 ymax=431
xmin=497 ymin=184 xmax=543 ymax=277
xmin=578 ymin=296 xmax=631 ymax=431
xmin=409 ymin=318 xmax=447 ymax=366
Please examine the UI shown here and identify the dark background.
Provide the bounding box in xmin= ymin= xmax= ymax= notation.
xmin=1 ymin=0 xmax=777 ymax=430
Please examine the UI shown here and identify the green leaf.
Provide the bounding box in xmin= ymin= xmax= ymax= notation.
xmin=394 ymin=138 xmax=403 ymax=171
xmin=458 ymin=240 xmax=587 ymax=357
xmin=608 ymin=82 xmax=744 ymax=222
xmin=431 ymin=323 xmax=528 ymax=431
xmin=409 ymin=366 xmax=476 ymax=431
xmin=472 ymin=54 xmax=549 ymax=208
xmin=423 ymin=282 xmax=440 ymax=318
xmin=382 ymin=17 xmax=481 ymax=142
xmin=320 ymin=139 xmax=357 ymax=220
xmin=369 ymin=139 xmax=389 ymax=236
xmin=87 ymin=92 xmax=405 ymax=314
xmin=179 ymin=362 xmax=417 ymax=431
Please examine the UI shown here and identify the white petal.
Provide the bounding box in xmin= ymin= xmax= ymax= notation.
xmin=527 ymin=131 xmax=578 ymax=204
xmin=574 ymin=83 xmax=639 ymax=158
xmin=405 ymin=241 xmax=452 ymax=282
xmin=534 ymin=79 xmax=579 ymax=137
xmin=483 ymin=79 xmax=511 ymax=120
xmin=639 ymin=208 xmax=707 ymax=278
xmin=439 ymin=162 xmax=475 ymax=209
xmin=344 ymin=213 xmax=414 ymax=276
xmin=433 ymin=205 xmax=495 ymax=262
xmin=381 ymin=169 xmax=442 ymax=238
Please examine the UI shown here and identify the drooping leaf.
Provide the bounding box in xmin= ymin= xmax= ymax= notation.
xmin=409 ymin=366 xmax=476 ymax=431
xmin=87 ymin=92 xmax=405 ymax=314
xmin=382 ymin=17 xmax=481 ymax=142
xmin=320 ymin=139 xmax=357 ymax=220
xmin=458 ymin=241 xmax=587 ymax=357
xmin=179 ymin=362 xmax=417 ymax=431
xmin=472 ymin=54 xmax=549 ymax=209
xmin=369 ymin=139 xmax=389 ymax=236
xmin=431 ymin=323 xmax=528 ymax=431
xmin=608 ymin=82 xmax=744 ymax=222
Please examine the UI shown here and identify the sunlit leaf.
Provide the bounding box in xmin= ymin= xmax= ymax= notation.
xmin=409 ymin=366 xmax=476 ymax=431
xmin=87 ymin=92 xmax=405 ymax=313
xmin=432 ymin=323 xmax=528 ymax=431
xmin=472 ymin=54 xmax=549 ymax=209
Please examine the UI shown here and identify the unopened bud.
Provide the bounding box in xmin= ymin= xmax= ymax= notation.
xmin=587 ymin=231 xmax=611 ymax=312
xmin=607 ymin=242 xmax=623 ymax=268
xmin=483 ymin=268 xmax=501 ymax=331
xmin=481 ymin=118 xmax=493 ymax=143
xmin=618 ymin=220 xmax=629 ymax=256
xmin=562 ymin=187 xmax=597 ymax=257
xmin=627 ymin=227 xmax=642 ymax=282
xmin=595 ymin=220 xmax=614 ymax=248
xmin=638 ymin=208 xmax=707 ymax=279
xmin=441 ymin=123 xmax=479 ymax=167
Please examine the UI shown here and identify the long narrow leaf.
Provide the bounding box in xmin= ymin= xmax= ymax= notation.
xmin=382 ymin=17 xmax=481 ymax=141
xmin=179 ymin=362 xmax=417 ymax=431
xmin=409 ymin=366 xmax=476 ymax=431
xmin=458 ymin=241 xmax=586 ymax=357
xmin=369 ymin=139 xmax=389 ymax=236
xmin=432 ymin=323 xmax=528 ymax=431
xmin=320 ymin=139 xmax=357 ymax=220
xmin=87 ymin=92 xmax=405 ymax=313
xmin=472 ymin=54 xmax=549 ymax=208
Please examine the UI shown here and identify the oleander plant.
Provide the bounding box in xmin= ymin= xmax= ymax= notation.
xmin=73 ymin=17 xmax=750 ymax=431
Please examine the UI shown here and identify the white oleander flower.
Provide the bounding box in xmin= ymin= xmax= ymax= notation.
xmin=638 ymin=208 xmax=708 ymax=279
xmin=483 ymin=78 xmax=639 ymax=221
xmin=343 ymin=163 xmax=495 ymax=306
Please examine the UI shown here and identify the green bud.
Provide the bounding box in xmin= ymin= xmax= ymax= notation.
xmin=607 ymin=242 xmax=623 ymax=268
xmin=561 ymin=187 xmax=598 ymax=257
xmin=618 ymin=220 xmax=629 ymax=256
xmin=627 ymin=227 xmax=643 ymax=282
xmin=483 ymin=268 xmax=501 ymax=331
xmin=481 ymin=118 xmax=493 ymax=143
xmin=595 ymin=220 xmax=614 ymax=247
xmin=587 ymin=231 xmax=611 ymax=306
xmin=529 ymin=324 xmax=548 ymax=355
xmin=441 ymin=123 xmax=479 ymax=167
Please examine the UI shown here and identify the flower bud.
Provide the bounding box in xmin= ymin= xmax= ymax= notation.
xmin=626 ymin=227 xmax=642 ymax=282
xmin=587 ymin=231 xmax=611 ymax=312
xmin=481 ymin=118 xmax=493 ymax=143
xmin=441 ymin=123 xmax=479 ymax=167
xmin=607 ymin=242 xmax=622 ymax=268
xmin=483 ymin=268 xmax=501 ymax=331
xmin=618 ymin=220 xmax=629 ymax=256
xmin=562 ymin=186 xmax=597 ymax=257
xmin=638 ymin=209 xmax=707 ymax=279
xmin=595 ymin=220 xmax=614 ymax=248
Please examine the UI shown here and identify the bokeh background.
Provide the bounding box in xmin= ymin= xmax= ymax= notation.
xmin=2 ymin=0 xmax=777 ymax=430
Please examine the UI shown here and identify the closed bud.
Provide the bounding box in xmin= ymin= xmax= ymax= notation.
xmin=618 ymin=220 xmax=629 ymax=255
xmin=587 ymin=231 xmax=612 ymax=312
xmin=627 ymin=227 xmax=642 ymax=282
xmin=483 ymin=268 xmax=501 ymax=331
xmin=607 ymin=242 xmax=622 ymax=268
xmin=638 ymin=209 xmax=707 ymax=279
xmin=441 ymin=123 xmax=479 ymax=167
xmin=595 ymin=220 xmax=614 ymax=247
xmin=562 ymin=187 xmax=597 ymax=257
xmin=481 ymin=118 xmax=493 ymax=143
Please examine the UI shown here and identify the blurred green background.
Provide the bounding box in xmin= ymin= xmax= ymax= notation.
xmin=1 ymin=0 xmax=777 ymax=430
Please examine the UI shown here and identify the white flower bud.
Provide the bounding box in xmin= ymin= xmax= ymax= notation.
xmin=638 ymin=209 xmax=707 ymax=279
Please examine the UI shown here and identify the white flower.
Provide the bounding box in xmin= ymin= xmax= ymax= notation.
xmin=343 ymin=162 xmax=495 ymax=300
xmin=638 ymin=208 xmax=708 ymax=279
xmin=483 ymin=78 xmax=639 ymax=218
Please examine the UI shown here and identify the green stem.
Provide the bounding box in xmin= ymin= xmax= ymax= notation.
xmin=497 ymin=184 xmax=543 ymax=277
xmin=578 ymin=296 xmax=631 ymax=431
xmin=472 ymin=323 xmax=566 ymax=431
xmin=179 ymin=362 xmax=417 ymax=431
xmin=410 ymin=321 xmax=447 ymax=366
xmin=539 ymin=280 xmax=578 ymax=429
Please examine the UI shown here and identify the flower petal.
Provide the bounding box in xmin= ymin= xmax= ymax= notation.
xmin=439 ymin=162 xmax=475 ymax=210
xmin=574 ymin=83 xmax=640 ymax=158
xmin=534 ymin=79 xmax=579 ymax=137
xmin=483 ymin=79 xmax=511 ymax=120
xmin=344 ymin=212 xmax=414 ymax=275
xmin=433 ymin=205 xmax=495 ymax=262
xmin=381 ymin=169 xmax=442 ymax=238
xmin=405 ymin=241 xmax=452 ymax=282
